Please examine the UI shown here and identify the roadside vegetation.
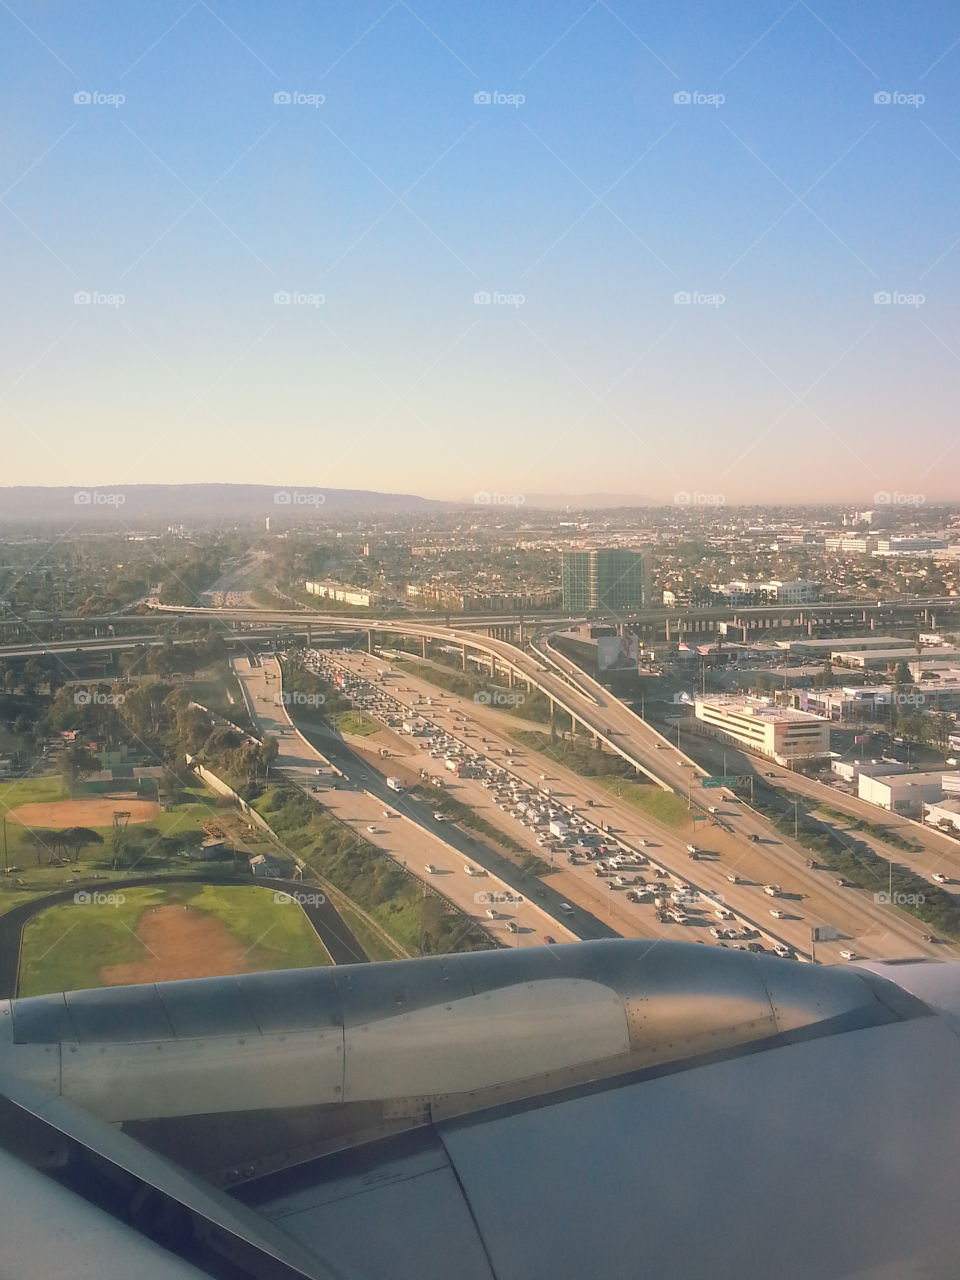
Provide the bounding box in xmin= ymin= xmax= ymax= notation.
xmin=251 ymin=783 xmax=493 ymax=956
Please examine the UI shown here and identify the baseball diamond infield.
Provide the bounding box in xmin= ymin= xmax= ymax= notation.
xmin=5 ymin=797 xmax=161 ymax=828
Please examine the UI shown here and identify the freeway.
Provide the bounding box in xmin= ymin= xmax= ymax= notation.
xmin=141 ymin=601 xmax=955 ymax=960
xmin=322 ymin=645 xmax=946 ymax=963
xmin=232 ymin=656 xmax=581 ymax=949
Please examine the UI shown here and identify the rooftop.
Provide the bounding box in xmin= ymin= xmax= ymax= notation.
xmin=696 ymin=695 xmax=828 ymax=724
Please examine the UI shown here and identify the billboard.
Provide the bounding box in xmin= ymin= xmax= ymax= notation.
xmin=597 ymin=634 xmax=639 ymax=671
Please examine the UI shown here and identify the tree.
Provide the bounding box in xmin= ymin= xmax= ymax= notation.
xmin=62 ymin=827 xmax=103 ymax=863
xmin=61 ymin=743 xmax=99 ymax=789
xmin=258 ymin=735 xmax=279 ymax=778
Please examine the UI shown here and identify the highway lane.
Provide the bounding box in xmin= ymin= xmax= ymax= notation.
xmin=232 ymin=657 xmax=580 ymax=949
xmin=322 ymin=645 xmax=947 ymax=963
xmin=319 ymin=650 xmax=826 ymax=957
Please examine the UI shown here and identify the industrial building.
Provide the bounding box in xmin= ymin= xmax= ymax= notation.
xmin=833 ymin=647 xmax=960 ymax=671
xmin=830 ymin=760 xmax=911 ymax=783
xmin=924 ymin=796 xmax=960 ymax=834
xmin=561 ymin=548 xmax=651 ymax=613
xmin=693 ymin=695 xmax=831 ymax=764
xmin=858 ymin=769 xmax=960 ymax=816
xmin=786 ymin=636 xmax=915 ymax=656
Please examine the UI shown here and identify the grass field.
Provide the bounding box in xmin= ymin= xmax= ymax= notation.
xmin=595 ymin=775 xmax=692 ymax=827
xmin=333 ymin=710 xmax=379 ymax=737
xmin=18 ymin=882 xmax=331 ymax=997
xmin=0 ymin=780 xmax=223 ymax=916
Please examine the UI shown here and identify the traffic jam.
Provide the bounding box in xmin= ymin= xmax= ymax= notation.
xmin=299 ymin=647 xmax=801 ymax=959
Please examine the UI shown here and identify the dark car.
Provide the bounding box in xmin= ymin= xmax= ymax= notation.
xmin=748 ymin=833 xmax=760 ymax=842
xmin=542 ymin=935 xmax=557 ymax=945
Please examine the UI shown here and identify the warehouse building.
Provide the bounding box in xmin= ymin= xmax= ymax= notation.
xmin=858 ymin=770 xmax=960 ymax=816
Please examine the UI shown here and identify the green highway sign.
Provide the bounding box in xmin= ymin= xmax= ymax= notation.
xmin=702 ymin=776 xmax=739 ymax=788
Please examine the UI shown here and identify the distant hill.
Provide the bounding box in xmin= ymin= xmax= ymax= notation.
xmin=518 ymin=493 xmax=657 ymax=510
xmin=0 ymin=484 xmax=447 ymax=522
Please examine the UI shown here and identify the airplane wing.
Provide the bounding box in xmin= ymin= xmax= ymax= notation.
xmin=1 ymin=940 xmax=959 ymax=1279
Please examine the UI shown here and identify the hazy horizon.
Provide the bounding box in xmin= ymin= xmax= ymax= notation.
xmin=3 ymin=1 xmax=960 ymax=503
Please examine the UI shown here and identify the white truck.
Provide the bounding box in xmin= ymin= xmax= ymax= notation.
xmin=549 ymin=820 xmax=569 ymax=840
xmin=386 ymin=777 xmax=404 ymax=793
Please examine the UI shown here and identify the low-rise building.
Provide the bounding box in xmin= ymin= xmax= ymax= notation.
xmin=858 ymin=770 xmax=960 ymax=816
xmin=787 ymin=636 xmax=914 ymax=656
xmin=833 ymin=647 xmax=960 ymax=671
xmin=924 ymin=797 xmax=960 ymax=835
xmin=693 ymin=695 xmax=831 ymax=764
xmin=305 ymin=581 xmax=384 ymax=608
xmin=831 ymin=760 xmax=911 ymax=783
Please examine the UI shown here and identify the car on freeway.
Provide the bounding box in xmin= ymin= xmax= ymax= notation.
xmin=839 ymin=950 xmax=857 ymax=961
xmin=543 ymin=935 xmax=557 ymax=945
xmin=366 ymin=825 xmax=378 ymax=834
xmin=763 ymin=885 xmax=781 ymax=896
xmin=433 ymin=812 xmax=448 ymax=822
xmin=558 ymin=902 xmax=574 ymax=915
xmin=424 ymin=863 xmax=438 ymax=875
xmin=933 ymin=873 xmax=950 ymax=884
xmin=773 ymin=944 xmax=793 ymax=959
xmin=727 ymin=873 xmax=742 ymax=884
xmin=686 ymin=844 xmax=699 ymax=854
xmin=748 ymin=834 xmax=760 ymax=842
xmin=506 ymin=921 xmax=519 ymax=934
xmin=770 ymin=909 xmax=787 ymax=919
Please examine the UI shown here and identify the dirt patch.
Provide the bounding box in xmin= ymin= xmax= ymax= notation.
xmin=6 ymin=797 xmax=160 ymax=828
xmin=99 ymin=905 xmax=256 ymax=985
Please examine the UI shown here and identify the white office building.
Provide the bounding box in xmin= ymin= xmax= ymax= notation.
xmin=693 ymin=696 xmax=831 ymax=764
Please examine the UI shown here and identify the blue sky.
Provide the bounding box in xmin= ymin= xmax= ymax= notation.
xmin=2 ymin=0 xmax=960 ymax=503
